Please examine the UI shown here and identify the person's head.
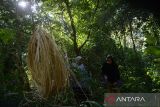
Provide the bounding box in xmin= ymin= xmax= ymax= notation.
xmin=106 ymin=55 xmax=113 ymax=64
xmin=75 ymin=56 xmax=83 ymax=64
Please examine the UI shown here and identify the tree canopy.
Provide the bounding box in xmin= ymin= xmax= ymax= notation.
xmin=0 ymin=0 xmax=160 ymax=106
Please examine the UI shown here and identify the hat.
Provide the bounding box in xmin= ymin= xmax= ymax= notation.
xmin=75 ymin=56 xmax=82 ymax=62
xmin=106 ymin=54 xmax=113 ymax=59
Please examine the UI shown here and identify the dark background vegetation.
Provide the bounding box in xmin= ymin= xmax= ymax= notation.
xmin=0 ymin=0 xmax=160 ymax=106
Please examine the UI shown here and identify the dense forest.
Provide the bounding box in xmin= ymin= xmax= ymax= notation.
xmin=0 ymin=0 xmax=160 ymax=107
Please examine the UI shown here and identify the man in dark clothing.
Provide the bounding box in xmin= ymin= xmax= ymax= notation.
xmin=101 ymin=55 xmax=120 ymax=92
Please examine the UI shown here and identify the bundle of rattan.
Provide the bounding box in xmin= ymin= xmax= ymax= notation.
xmin=27 ymin=27 xmax=69 ymax=98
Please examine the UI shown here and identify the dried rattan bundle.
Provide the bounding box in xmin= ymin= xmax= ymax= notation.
xmin=27 ymin=27 xmax=69 ymax=98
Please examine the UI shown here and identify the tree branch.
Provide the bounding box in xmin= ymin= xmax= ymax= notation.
xmin=64 ymin=0 xmax=79 ymax=55
xmin=78 ymin=0 xmax=99 ymax=51
xmin=127 ymin=13 xmax=137 ymax=54
xmin=78 ymin=31 xmax=91 ymax=51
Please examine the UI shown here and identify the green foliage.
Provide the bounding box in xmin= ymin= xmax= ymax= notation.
xmin=0 ymin=0 xmax=160 ymax=106
xmin=145 ymin=46 xmax=160 ymax=57
xmin=0 ymin=28 xmax=16 ymax=43
xmin=81 ymin=101 xmax=103 ymax=107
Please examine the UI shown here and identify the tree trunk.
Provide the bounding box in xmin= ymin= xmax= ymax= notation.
xmin=15 ymin=4 xmax=30 ymax=91
xmin=64 ymin=0 xmax=79 ymax=56
xmin=64 ymin=0 xmax=94 ymax=56
xmin=129 ymin=20 xmax=137 ymax=54
xmin=123 ymin=32 xmax=127 ymax=49
xmin=15 ymin=31 xmax=30 ymax=90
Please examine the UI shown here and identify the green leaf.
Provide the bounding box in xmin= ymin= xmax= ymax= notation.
xmin=145 ymin=35 xmax=157 ymax=45
xmin=81 ymin=101 xmax=103 ymax=107
xmin=145 ymin=46 xmax=160 ymax=57
xmin=0 ymin=29 xmax=16 ymax=43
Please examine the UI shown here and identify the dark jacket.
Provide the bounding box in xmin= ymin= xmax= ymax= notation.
xmin=101 ymin=62 xmax=120 ymax=83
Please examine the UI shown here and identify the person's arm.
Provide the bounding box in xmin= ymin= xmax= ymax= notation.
xmin=101 ymin=63 xmax=108 ymax=82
